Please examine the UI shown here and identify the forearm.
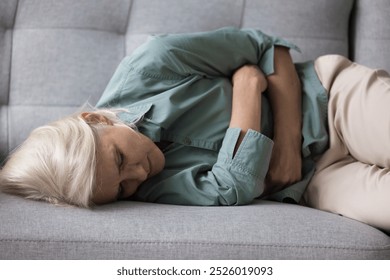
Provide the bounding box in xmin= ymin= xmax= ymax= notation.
xmin=262 ymin=46 xmax=303 ymax=191
xmin=229 ymin=80 xmax=262 ymax=140
xmin=267 ymin=46 xmax=302 ymax=147
xmin=229 ymin=65 xmax=266 ymax=154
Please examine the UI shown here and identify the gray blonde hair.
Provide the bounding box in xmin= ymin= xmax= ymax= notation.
xmin=0 ymin=107 xmax=136 ymax=208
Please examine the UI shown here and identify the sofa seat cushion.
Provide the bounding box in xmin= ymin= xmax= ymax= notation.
xmin=1 ymin=193 xmax=389 ymax=259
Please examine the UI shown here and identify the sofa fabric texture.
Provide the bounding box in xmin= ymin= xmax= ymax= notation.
xmin=0 ymin=0 xmax=390 ymax=259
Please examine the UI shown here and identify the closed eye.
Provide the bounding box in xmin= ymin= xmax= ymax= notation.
xmin=116 ymin=149 xmax=125 ymax=200
xmin=119 ymin=152 xmax=124 ymax=167
xmin=116 ymin=149 xmax=124 ymax=174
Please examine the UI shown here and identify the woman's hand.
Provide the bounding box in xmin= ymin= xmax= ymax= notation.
xmin=232 ymin=65 xmax=267 ymax=93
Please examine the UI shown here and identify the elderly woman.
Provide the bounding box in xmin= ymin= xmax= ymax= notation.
xmin=1 ymin=27 xmax=389 ymax=231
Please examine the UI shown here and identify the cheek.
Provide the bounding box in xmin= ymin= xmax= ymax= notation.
xmin=151 ymin=148 xmax=165 ymax=175
xmin=93 ymin=159 xmax=118 ymax=204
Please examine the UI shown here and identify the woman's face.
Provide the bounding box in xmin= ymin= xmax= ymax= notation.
xmin=92 ymin=124 xmax=165 ymax=205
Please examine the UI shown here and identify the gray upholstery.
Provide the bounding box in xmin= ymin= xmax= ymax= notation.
xmin=1 ymin=0 xmax=390 ymax=259
xmin=1 ymin=195 xmax=389 ymax=259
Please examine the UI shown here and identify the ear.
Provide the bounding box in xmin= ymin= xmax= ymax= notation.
xmin=80 ymin=112 xmax=113 ymax=125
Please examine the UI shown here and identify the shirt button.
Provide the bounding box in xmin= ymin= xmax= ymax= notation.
xmin=183 ymin=137 xmax=192 ymax=145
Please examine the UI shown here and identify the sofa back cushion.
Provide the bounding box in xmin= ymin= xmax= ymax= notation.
xmin=351 ymin=0 xmax=390 ymax=71
xmin=3 ymin=0 xmax=388 ymax=162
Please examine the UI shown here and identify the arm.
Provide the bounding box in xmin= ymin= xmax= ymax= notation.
xmin=135 ymin=65 xmax=274 ymax=206
xmin=229 ymin=65 xmax=267 ymax=154
xmin=263 ymin=46 xmax=302 ymax=195
xmin=98 ymin=27 xmax=300 ymax=107
xmin=128 ymin=27 xmax=299 ymax=78
xmin=136 ymin=126 xmax=274 ymax=206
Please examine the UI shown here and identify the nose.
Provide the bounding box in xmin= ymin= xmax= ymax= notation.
xmin=120 ymin=163 xmax=149 ymax=199
xmin=123 ymin=162 xmax=149 ymax=182
xmin=135 ymin=165 xmax=148 ymax=182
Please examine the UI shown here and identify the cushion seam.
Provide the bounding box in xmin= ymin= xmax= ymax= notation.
xmin=1 ymin=239 xmax=389 ymax=252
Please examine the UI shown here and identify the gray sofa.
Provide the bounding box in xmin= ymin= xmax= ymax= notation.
xmin=1 ymin=0 xmax=390 ymax=259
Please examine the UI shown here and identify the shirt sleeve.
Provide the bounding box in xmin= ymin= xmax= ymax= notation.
xmin=210 ymin=128 xmax=274 ymax=205
xmin=97 ymin=27 xmax=300 ymax=108
xmin=135 ymin=128 xmax=274 ymax=206
xmin=128 ymin=27 xmax=300 ymax=78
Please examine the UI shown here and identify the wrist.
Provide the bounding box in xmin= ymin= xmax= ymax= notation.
xmin=273 ymin=131 xmax=302 ymax=151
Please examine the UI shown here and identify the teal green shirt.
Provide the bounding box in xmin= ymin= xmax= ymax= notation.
xmin=96 ymin=27 xmax=328 ymax=205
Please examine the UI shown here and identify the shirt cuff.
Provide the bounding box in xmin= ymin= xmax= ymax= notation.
xmin=260 ymin=37 xmax=301 ymax=76
xmin=218 ymin=127 xmax=274 ymax=180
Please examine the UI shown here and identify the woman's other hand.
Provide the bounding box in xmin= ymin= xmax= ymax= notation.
xmin=264 ymin=137 xmax=302 ymax=195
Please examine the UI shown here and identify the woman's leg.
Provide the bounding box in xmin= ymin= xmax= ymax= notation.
xmin=306 ymin=155 xmax=390 ymax=231
xmin=303 ymin=55 xmax=390 ymax=231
